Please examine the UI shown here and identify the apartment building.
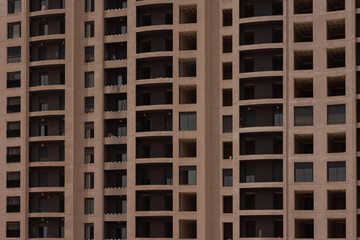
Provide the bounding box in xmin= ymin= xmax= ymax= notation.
xmin=0 ymin=0 xmax=359 ymax=239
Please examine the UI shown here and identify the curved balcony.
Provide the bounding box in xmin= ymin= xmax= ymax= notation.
xmin=105 ymin=119 xmax=127 ymax=138
xmin=29 ymin=141 xmax=65 ymax=163
xmin=104 ymin=222 xmax=127 ymax=240
xmin=136 ymin=163 xmax=172 ymax=186
xmin=137 ymin=30 xmax=172 ymax=54
xmin=240 ymin=104 xmax=283 ymax=128
xmin=240 ymin=76 xmax=283 ymax=101
xmin=29 ymin=116 xmax=65 ymax=137
xmin=29 ymin=167 xmax=64 ymax=188
xmin=137 ymin=83 xmax=172 ymax=106
xmin=29 ymin=217 xmax=64 ymax=238
xmin=30 ymin=15 xmax=65 ymax=39
xmin=105 ymin=144 xmax=127 ymax=163
xmin=240 ymin=0 xmax=282 ymax=19
xmin=136 ymin=190 xmax=172 ymax=211
xmin=30 ymin=90 xmax=65 ymax=114
xmin=105 ymin=0 xmax=127 ymax=10
xmin=105 ymin=42 xmax=127 ymax=62
xmin=136 ymin=110 xmax=172 ymax=132
xmin=29 ymin=192 xmax=64 ymax=213
xmin=240 ymin=21 xmax=283 ymax=46
xmin=104 ymin=170 xmax=127 ymax=189
xmin=240 ymin=48 xmax=283 ymax=73
xmin=240 ymin=132 xmax=283 ymax=156
xmin=136 ymin=136 xmax=172 ymax=159
xmin=30 ymin=40 xmax=65 ymax=64
xmin=30 ymin=65 xmax=65 ymax=88
xmin=136 ymin=57 xmax=173 ymax=81
xmin=104 ymin=195 xmax=127 ymax=214
xmin=136 ymin=4 xmax=173 ymax=28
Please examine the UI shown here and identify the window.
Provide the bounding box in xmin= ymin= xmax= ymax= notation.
xmin=39 ymin=72 xmax=49 ymax=86
xmin=85 ymin=0 xmax=94 ymax=12
xmin=84 ymin=223 xmax=94 ymax=240
xmin=39 ymin=22 xmax=48 ymax=36
xmin=7 ymin=197 xmax=20 ymax=212
xmin=85 ymin=46 xmax=94 ymax=62
xmin=7 ymin=171 xmax=20 ymax=188
xmin=179 ymin=166 xmax=197 ymax=185
xmin=179 ymin=112 xmax=197 ymax=131
xmin=84 ymin=147 xmax=94 ymax=164
xmin=85 ymin=97 xmax=94 ymax=113
xmin=39 ymin=97 xmax=48 ymax=111
xmin=85 ymin=173 xmax=94 ymax=189
xmin=7 ymin=146 xmax=20 ymax=163
xmin=8 ymin=22 xmax=21 ymax=39
xmin=8 ymin=0 xmax=21 ymax=14
xmin=6 ymin=222 xmax=20 ymax=238
xmin=7 ymin=71 xmax=20 ymax=88
xmin=85 ymin=122 xmax=94 ymax=138
xmin=294 ymin=106 xmax=313 ymax=126
xmin=8 ymin=46 xmax=21 ymax=63
xmin=223 ymin=169 xmax=233 ymax=187
xmin=328 ymin=162 xmax=346 ymax=181
xmin=85 ymin=198 xmax=94 ymax=214
xmin=7 ymin=121 xmax=20 ymax=138
xmin=295 ymin=162 xmax=313 ymax=182
xmin=327 ymin=104 xmax=345 ymax=125
xmin=85 ymin=21 xmax=94 ymax=38
xmin=7 ymin=97 xmax=20 ymax=113
xmin=39 ymin=147 xmax=48 ymax=160
xmin=223 ymin=115 xmax=233 ymax=133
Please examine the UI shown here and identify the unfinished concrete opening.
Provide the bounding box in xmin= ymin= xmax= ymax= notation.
xmin=294 ymin=22 xmax=313 ymax=42
xmin=179 ymin=85 xmax=196 ymax=104
xmin=328 ymin=219 xmax=346 ymax=238
xmin=136 ymin=4 xmax=173 ymax=27
xmin=179 ymin=220 xmax=197 ymax=239
xmin=327 ymin=104 xmax=345 ymax=125
xmin=223 ymin=195 xmax=233 ymax=213
xmin=179 ymin=59 xmax=196 ymax=77
xmin=327 ymin=48 xmax=345 ymax=68
xmin=223 ymin=142 xmax=233 ymax=159
xmin=328 ymin=132 xmax=346 ymax=153
xmin=240 ymin=132 xmax=283 ymax=155
xmin=294 ymin=50 xmax=313 ymax=70
xmin=294 ymin=134 xmax=313 ymax=154
xmin=223 ymin=9 xmax=232 ymax=26
xmin=179 ymin=193 xmax=197 ymax=211
xmin=327 ymin=76 xmax=345 ymax=96
xmin=223 ymin=36 xmax=232 ymax=53
xmin=223 ymin=89 xmax=232 ymax=106
xmin=223 ymin=62 xmax=232 ymax=80
xmin=179 ymin=139 xmax=196 ymax=158
xmin=327 ymin=19 xmax=345 ymax=40
xmin=179 ymin=32 xmax=197 ymax=50
xmin=294 ymin=78 xmax=313 ymax=98
xmin=295 ymin=219 xmax=314 ymax=238
xmin=223 ymin=223 xmax=233 ymax=240
xmin=295 ymin=191 xmax=314 ymax=210
xmin=294 ymin=0 xmax=313 ymax=14
xmin=179 ymin=5 xmax=197 ymax=24
xmin=328 ymin=190 xmax=346 ymax=210
xmin=327 ymin=0 xmax=345 ymax=12
xmin=136 ymin=216 xmax=173 ymax=238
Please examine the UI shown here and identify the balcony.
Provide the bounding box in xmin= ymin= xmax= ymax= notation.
xmin=29 ymin=192 xmax=64 ymax=213
xmin=136 ymin=217 xmax=173 ymax=238
xmin=30 ymin=90 xmax=65 ymax=112
xmin=104 ymin=93 xmax=127 ymax=112
xmin=29 ymin=141 xmax=64 ymax=162
xmin=104 ymin=0 xmax=127 ymax=10
xmin=240 ymin=0 xmax=283 ymax=18
xmin=29 ymin=116 xmax=65 ymax=137
xmin=30 ymin=0 xmax=65 ymax=12
xmin=240 ymin=160 xmax=283 ymax=183
xmin=29 ymin=167 xmax=64 ymax=188
xmin=240 ymin=21 xmax=283 ymax=45
xmin=240 ymin=77 xmax=283 ymax=100
xmin=105 ymin=17 xmax=127 ymax=36
xmin=137 ymin=83 xmax=172 ymax=106
xmin=240 ymin=132 xmax=283 ymax=155
xmin=104 ymin=195 xmax=127 ymax=214
xmin=137 ymin=30 xmax=173 ymax=53
xmin=104 ymin=43 xmax=127 ymax=61
xmin=240 ymin=49 xmax=283 ymax=72
xmin=136 ymin=110 xmax=172 ymax=132
xmin=104 ymin=222 xmax=127 ymax=240
xmin=136 ymin=163 xmax=173 ymax=185
xmin=136 ymin=57 xmax=173 ymax=80
xmin=136 ymin=190 xmax=173 ymax=211
xmin=136 ymin=136 xmax=173 ymax=158
xmin=30 ymin=41 xmax=65 ymax=62
xmin=30 ymin=65 xmax=65 ymax=87
xmin=104 ymin=68 xmax=127 ymax=86
xmin=28 ymin=218 xmax=64 ymax=238
xmin=104 ymin=170 xmax=127 ymax=188
xmin=30 ymin=15 xmax=65 ymax=37
xmin=240 ymin=188 xmax=283 ymax=210
xmin=104 ymin=144 xmax=127 ymax=163
xmin=240 ymin=104 xmax=283 ymax=127
xmin=137 ymin=4 xmax=173 ymax=27
xmin=240 ymin=216 xmax=283 ymax=238
xmin=104 ymin=119 xmax=127 ymax=138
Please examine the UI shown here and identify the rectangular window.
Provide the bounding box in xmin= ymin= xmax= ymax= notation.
xmin=85 ymin=46 xmax=94 ymax=62
xmin=84 ymin=223 xmax=94 ymax=239
xmin=328 ymin=162 xmax=346 ymax=182
xmin=85 ymin=0 xmax=94 ymax=12
xmin=327 ymin=104 xmax=346 ymax=125
xmin=85 ymin=97 xmax=94 ymax=113
xmin=223 ymin=115 xmax=233 ymax=133
xmin=39 ymin=22 xmax=49 ymax=36
xmin=294 ymin=162 xmax=313 ymax=182
xmin=7 ymin=71 xmax=20 ymax=88
xmin=84 ymin=173 xmax=94 ymax=189
xmin=7 ymin=121 xmax=20 ymax=138
xmin=6 ymin=222 xmax=20 ymax=238
xmin=179 ymin=112 xmax=197 ymax=131
xmin=39 ymin=72 xmax=49 ymax=85
xmin=84 ymin=147 xmax=94 ymax=164
xmin=7 ymin=171 xmax=20 ymax=188
xmin=179 ymin=166 xmax=197 ymax=185
xmin=85 ymin=122 xmax=94 ymax=138
xmin=8 ymin=22 xmax=21 ymax=39
xmin=7 ymin=46 xmax=21 ymax=63
xmin=223 ymin=169 xmax=233 ymax=186
xmin=85 ymin=72 xmax=94 ymax=88
xmin=294 ymin=106 xmax=313 ymax=126
xmin=245 ymin=165 xmax=255 ymax=182
xmin=85 ymin=198 xmax=94 ymax=214
xmin=7 ymin=97 xmax=20 ymax=113
xmin=7 ymin=197 xmax=20 ymax=212
xmin=8 ymin=0 xmax=21 ymax=14
xmin=85 ymin=21 xmax=94 ymax=38
xmin=7 ymin=147 xmax=20 ymax=163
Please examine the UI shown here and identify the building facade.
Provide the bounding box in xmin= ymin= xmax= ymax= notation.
xmin=0 ymin=0 xmax=358 ymax=239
